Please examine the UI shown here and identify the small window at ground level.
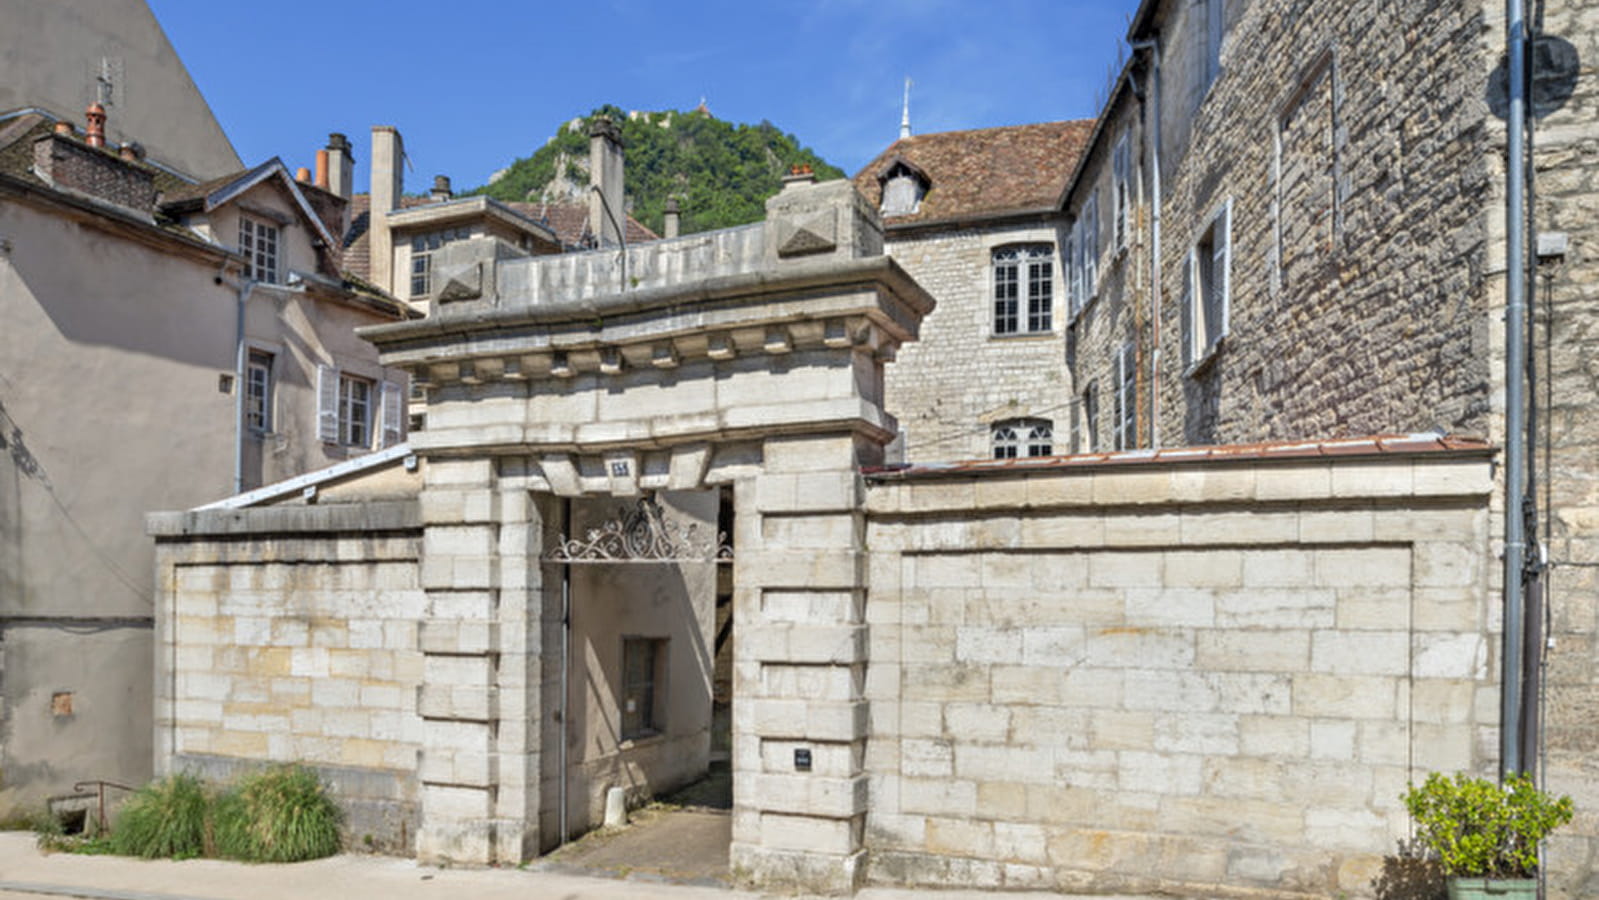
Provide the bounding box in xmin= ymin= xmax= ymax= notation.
xmin=621 ymin=637 xmax=667 ymax=740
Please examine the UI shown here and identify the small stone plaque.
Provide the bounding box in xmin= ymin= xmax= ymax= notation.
xmin=794 ymin=748 xmax=812 ymax=771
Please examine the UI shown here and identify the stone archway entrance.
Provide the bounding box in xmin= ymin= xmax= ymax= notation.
xmin=360 ymin=175 xmax=934 ymax=892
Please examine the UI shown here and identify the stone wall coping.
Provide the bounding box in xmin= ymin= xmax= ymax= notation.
xmin=147 ymin=500 xmax=420 ymax=539
xmin=865 ymin=434 xmax=1494 ymax=482
xmin=357 ymin=254 xmax=935 ymax=349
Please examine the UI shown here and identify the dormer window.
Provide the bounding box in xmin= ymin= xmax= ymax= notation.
xmin=238 ymin=215 xmax=279 ymax=284
xmin=876 ymin=157 xmax=930 ymax=217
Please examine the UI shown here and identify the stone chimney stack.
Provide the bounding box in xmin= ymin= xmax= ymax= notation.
xmin=84 ymin=102 xmax=107 ymax=148
xmin=326 ymin=133 xmax=354 ymax=201
xmin=430 ymin=175 xmax=453 ymax=203
xmin=370 ymin=126 xmax=404 ymax=293
xmin=588 ymin=117 xmax=625 ymax=248
xmin=663 ymin=197 xmax=681 ymax=239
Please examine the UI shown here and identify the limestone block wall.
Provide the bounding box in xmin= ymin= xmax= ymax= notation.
xmin=862 ymin=450 xmax=1500 ymax=898
xmin=883 ymin=221 xmax=1069 ymax=462
xmin=150 ymin=502 xmax=424 ymax=852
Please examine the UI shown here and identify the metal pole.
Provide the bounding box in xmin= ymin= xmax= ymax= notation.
xmin=1500 ymin=0 xmax=1529 ymax=780
xmin=558 ymin=498 xmax=571 ymax=846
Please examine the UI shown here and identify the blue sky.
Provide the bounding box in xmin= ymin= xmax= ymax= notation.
xmin=148 ymin=0 xmax=1140 ymax=193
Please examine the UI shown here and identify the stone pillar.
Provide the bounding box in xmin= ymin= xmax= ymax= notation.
xmin=730 ymin=433 xmax=873 ymax=893
xmin=415 ymin=455 xmax=545 ymax=863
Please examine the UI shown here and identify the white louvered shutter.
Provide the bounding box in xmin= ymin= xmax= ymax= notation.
xmin=380 ymin=380 xmax=405 ymax=447
xmin=316 ymin=365 xmax=339 ymax=443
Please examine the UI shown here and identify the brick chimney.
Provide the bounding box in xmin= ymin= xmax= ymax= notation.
xmin=370 ymin=126 xmax=404 ymax=293
xmin=588 ymin=117 xmax=625 ymax=248
xmin=430 ymin=175 xmax=452 ymax=203
xmin=663 ymin=196 xmax=681 ymax=239
xmin=33 ymin=131 xmax=155 ymax=211
xmin=84 ymin=102 xmax=106 ymax=148
xmin=325 ymin=133 xmax=354 ymax=201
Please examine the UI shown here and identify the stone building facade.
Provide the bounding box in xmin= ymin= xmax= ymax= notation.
xmin=1056 ymin=0 xmax=1597 ymax=894
xmin=147 ymin=171 xmax=1585 ymax=897
xmin=853 ymin=122 xmax=1093 ymax=462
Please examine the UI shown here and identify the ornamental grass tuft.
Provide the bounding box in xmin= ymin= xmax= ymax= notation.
xmin=109 ymin=774 xmax=210 ymax=860
xmin=212 ymin=764 xmax=342 ymax=862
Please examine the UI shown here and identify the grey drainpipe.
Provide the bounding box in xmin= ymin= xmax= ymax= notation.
xmin=1501 ymin=0 xmax=1529 ymax=779
xmin=217 ymin=268 xmax=259 ymax=496
xmin=1131 ymin=35 xmax=1163 ymax=448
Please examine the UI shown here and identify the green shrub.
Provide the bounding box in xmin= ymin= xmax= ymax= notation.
xmin=109 ymin=774 xmax=209 ymax=860
xmin=212 ymin=765 xmax=341 ymax=862
xmin=1402 ymin=772 xmax=1574 ymax=878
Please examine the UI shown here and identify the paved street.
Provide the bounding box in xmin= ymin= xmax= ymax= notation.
xmin=0 ymin=832 xmax=1165 ymax=900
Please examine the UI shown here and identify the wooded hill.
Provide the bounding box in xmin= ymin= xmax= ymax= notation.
xmin=466 ymin=105 xmax=845 ymax=236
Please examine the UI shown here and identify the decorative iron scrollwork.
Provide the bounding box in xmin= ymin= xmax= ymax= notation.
xmin=549 ymin=496 xmax=733 ymax=563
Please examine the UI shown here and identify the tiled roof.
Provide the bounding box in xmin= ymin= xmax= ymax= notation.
xmin=864 ymin=434 xmax=1494 ymax=481
xmin=341 ymin=194 xmax=658 ymax=282
xmin=0 ymin=112 xmax=188 ymax=196
xmin=851 ymin=120 xmax=1095 ymax=227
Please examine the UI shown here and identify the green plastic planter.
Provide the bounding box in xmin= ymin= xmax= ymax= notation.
xmin=1446 ymin=877 xmax=1538 ymax=900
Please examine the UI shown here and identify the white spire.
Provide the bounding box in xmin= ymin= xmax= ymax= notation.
xmin=899 ymin=76 xmax=913 ymax=140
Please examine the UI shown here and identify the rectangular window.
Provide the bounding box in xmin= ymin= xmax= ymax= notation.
xmin=1113 ymin=134 xmax=1132 ymax=252
xmin=1113 ymin=342 xmax=1136 ymax=450
xmin=1070 ymin=190 xmax=1100 ymax=318
xmin=1182 ymin=202 xmax=1232 ymax=372
xmin=1082 ymin=381 xmax=1100 ymax=453
xmin=621 ymin=637 xmax=666 ymax=740
xmin=338 ymin=374 xmax=372 ymax=447
xmin=245 ymin=349 xmax=274 ymax=433
xmin=992 ymin=244 xmax=1053 ymax=335
xmin=238 ymin=216 xmax=279 ymax=283
xmin=409 ymin=226 xmax=472 ymax=298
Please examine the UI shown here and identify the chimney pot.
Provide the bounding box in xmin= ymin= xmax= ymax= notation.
xmin=315 ymin=149 xmax=330 ymax=188
xmin=663 ymin=197 xmax=681 ymax=239
xmin=118 ymin=142 xmax=143 ymax=162
xmin=84 ymin=102 xmax=106 ymax=148
xmin=53 ymin=120 xmax=73 ymax=136
xmin=296 ymin=166 xmax=312 ymax=183
xmin=430 ymin=175 xmax=453 ymax=202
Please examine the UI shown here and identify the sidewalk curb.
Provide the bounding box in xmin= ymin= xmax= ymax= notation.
xmin=0 ymin=881 xmax=218 ymax=900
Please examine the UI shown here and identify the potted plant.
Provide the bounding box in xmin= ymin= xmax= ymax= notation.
xmin=1402 ymin=771 xmax=1574 ymax=899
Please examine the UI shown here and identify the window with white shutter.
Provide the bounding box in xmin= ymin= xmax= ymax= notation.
xmin=380 ymin=380 xmax=405 ymax=447
xmin=1113 ymin=134 xmax=1132 ymax=252
xmin=1113 ymin=342 xmax=1136 ymax=450
xmin=316 ymin=365 xmax=340 ymax=443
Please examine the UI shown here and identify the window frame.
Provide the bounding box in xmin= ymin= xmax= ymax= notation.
xmin=408 ymin=226 xmax=473 ymax=299
xmin=1081 ymin=381 xmax=1100 ymax=453
xmin=1112 ymin=133 xmax=1132 ymax=253
xmin=1113 ymin=342 xmax=1136 ymax=450
xmin=620 ymin=636 xmax=667 ymax=741
xmin=245 ymin=348 xmax=275 ymax=434
xmin=1182 ymin=200 xmax=1232 ymax=375
xmin=337 ymin=373 xmax=373 ymax=448
xmin=991 ymin=243 xmax=1055 ymax=336
xmin=992 ymin=418 xmax=1053 ymax=460
xmin=238 ymin=214 xmax=280 ymax=284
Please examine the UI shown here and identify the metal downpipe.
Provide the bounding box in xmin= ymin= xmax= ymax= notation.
xmin=1500 ymin=0 xmax=1530 ymax=780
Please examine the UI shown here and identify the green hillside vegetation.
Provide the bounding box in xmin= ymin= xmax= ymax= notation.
xmin=467 ymin=105 xmax=845 ymax=236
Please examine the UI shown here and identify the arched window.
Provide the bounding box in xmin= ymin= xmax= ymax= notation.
xmin=993 ymin=418 xmax=1053 ymax=459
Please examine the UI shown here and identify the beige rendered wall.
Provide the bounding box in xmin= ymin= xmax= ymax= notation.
xmin=0 ymin=198 xmax=235 ymax=809
xmin=0 ymin=0 xmax=241 ymax=180
xmin=862 ymin=453 xmax=1500 ymax=897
